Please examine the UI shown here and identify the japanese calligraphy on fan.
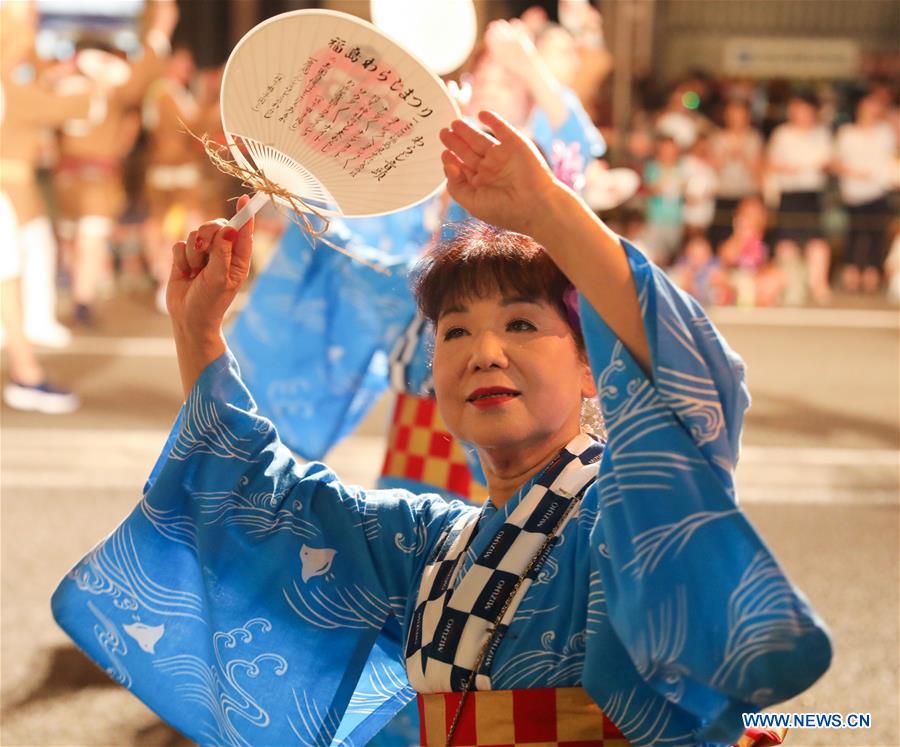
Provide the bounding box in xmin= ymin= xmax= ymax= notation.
xmin=250 ymin=37 xmax=434 ymax=183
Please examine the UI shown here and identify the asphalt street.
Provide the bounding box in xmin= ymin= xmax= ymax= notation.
xmin=1 ymin=293 xmax=897 ymax=746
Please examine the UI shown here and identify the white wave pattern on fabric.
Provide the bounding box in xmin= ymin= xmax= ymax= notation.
xmin=586 ymin=570 xmax=608 ymax=630
xmin=631 ymin=587 xmax=690 ymax=705
xmin=394 ymin=522 xmax=426 ymax=555
xmin=154 ymin=618 xmax=288 ymax=747
xmin=656 ymin=365 xmax=726 ymax=448
xmin=623 ymin=508 xmax=741 ymax=579
xmin=172 ymin=390 xmax=255 ymax=461
xmin=69 ymin=524 xmax=204 ymax=620
xmin=492 ymin=630 xmax=588 ymax=689
xmin=196 ymin=480 xmax=320 ymax=541
xmin=345 ymin=661 xmax=415 ymax=714
xmin=604 ymin=396 xmax=674 ymax=457
xmin=289 ymin=688 xmax=342 ymax=747
xmin=711 ymin=551 xmax=819 ymax=697
xmin=139 ymin=500 xmax=199 ymax=552
xmin=388 ymin=594 xmax=408 ymax=622
xmin=283 ymin=582 xmax=391 ymax=629
xmin=533 ymin=552 xmax=559 ymax=585
xmin=361 ymin=502 xmax=381 ymax=541
xmin=601 ymin=686 xmax=693 ymax=747
xmin=597 ymin=450 xmax=712 ymax=504
xmin=87 ymin=601 xmax=132 ymax=688
xmin=511 ymin=602 xmax=559 ymax=624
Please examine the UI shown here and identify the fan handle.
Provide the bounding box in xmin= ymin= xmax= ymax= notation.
xmin=227 ymin=191 xmax=270 ymax=230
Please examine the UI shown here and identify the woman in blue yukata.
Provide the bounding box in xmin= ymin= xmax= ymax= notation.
xmin=53 ymin=110 xmax=830 ymax=747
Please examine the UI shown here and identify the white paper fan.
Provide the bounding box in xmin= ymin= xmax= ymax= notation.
xmin=583 ymin=166 xmax=641 ymax=211
xmin=370 ymin=0 xmax=477 ymax=76
xmin=222 ymin=9 xmax=460 ymax=229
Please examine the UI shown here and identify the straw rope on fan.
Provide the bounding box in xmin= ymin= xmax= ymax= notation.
xmin=184 ymin=123 xmax=391 ymax=276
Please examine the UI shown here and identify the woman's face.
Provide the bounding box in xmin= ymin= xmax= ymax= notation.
xmin=724 ymin=102 xmax=750 ymax=130
xmin=788 ymin=99 xmax=816 ymax=127
xmin=432 ymin=293 xmax=596 ymax=454
xmin=467 ymin=57 xmax=531 ymax=128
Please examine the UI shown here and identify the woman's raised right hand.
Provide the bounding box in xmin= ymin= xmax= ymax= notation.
xmin=166 ymin=194 xmax=254 ymax=343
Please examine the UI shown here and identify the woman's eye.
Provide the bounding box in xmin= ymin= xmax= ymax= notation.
xmin=507 ymin=318 xmax=536 ymax=332
xmin=442 ymin=326 xmax=467 ymax=341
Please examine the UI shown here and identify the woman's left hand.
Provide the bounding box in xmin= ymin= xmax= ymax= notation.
xmin=439 ymin=110 xmax=561 ymax=237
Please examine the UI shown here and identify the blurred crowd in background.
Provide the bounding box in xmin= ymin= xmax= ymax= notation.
xmin=1 ymin=0 xmax=898 ymax=414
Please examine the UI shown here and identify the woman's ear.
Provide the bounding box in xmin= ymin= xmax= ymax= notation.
xmin=580 ymin=358 xmax=597 ymax=399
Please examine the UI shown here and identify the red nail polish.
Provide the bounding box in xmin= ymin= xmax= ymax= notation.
xmin=182 ymin=271 xmax=190 ymax=279
xmin=222 ymin=227 xmax=238 ymax=242
xmin=195 ymin=237 xmax=205 ymax=250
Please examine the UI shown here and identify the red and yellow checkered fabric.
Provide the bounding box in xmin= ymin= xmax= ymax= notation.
xmin=381 ymin=393 xmax=489 ymax=504
xmin=416 ymin=687 xmax=630 ymax=747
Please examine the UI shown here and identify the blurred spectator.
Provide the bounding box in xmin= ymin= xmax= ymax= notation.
xmin=669 ymin=235 xmax=724 ymax=306
xmin=885 ymin=221 xmax=900 ymax=304
xmin=555 ymin=0 xmax=612 ymax=123
xmin=709 ymin=99 xmax=763 ymax=247
xmin=833 ymin=93 xmax=898 ymax=293
xmin=767 ymin=92 xmax=833 ymax=302
xmin=534 ymin=23 xmax=581 ymax=90
xmin=718 ymin=195 xmax=772 ymax=306
xmin=682 ymin=133 xmax=718 ymax=237
xmin=142 ymin=44 xmax=206 ymax=312
xmin=655 ymin=83 xmax=710 ymax=150
xmin=54 ymin=1 xmax=177 ymax=326
xmin=640 ymin=135 xmax=685 ymax=264
xmin=1 ymin=0 xmax=106 ymax=412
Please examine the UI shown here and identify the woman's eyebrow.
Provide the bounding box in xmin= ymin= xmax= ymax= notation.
xmin=439 ymin=303 xmax=467 ymax=318
xmin=500 ymin=296 xmax=542 ymax=307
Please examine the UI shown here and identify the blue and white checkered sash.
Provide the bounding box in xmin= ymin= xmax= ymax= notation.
xmin=405 ymin=433 xmax=604 ymax=693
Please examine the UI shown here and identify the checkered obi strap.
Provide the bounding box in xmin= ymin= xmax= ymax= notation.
xmin=381 ymin=391 xmax=489 ymax=503
xmin=405 ymin=434 xmax=604 ymax=693
xmin=417 ymin=687 xmax=630 ymax=746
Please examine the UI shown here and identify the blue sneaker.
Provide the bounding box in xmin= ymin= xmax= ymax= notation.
xmin=3 ymin=380 xmax=80 ymax=414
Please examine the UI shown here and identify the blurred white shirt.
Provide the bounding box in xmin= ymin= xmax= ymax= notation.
xmin=835 ymin=121 xmax=897 ymax=205
xmin=768 ymin=124 xmax=832 ymax=193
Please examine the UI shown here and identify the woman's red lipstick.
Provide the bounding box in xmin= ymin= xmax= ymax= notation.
xmin=467 ymin=387 xmax=521 ymax=409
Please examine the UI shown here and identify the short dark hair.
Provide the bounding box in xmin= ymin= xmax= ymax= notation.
xmin=412 ymin=221 xmax=584 ymax=349
xmin=790 ymin=90 xmax=820 ymax=109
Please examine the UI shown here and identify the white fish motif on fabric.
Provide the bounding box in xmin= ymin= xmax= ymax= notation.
xmin=299 ymin=545 xmax=337 ymax=582
xmin=124 ymin=622 xmax=166 ymax=653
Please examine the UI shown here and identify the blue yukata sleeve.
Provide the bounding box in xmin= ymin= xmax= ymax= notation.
xmin=529 ymin=85 xmax=606 ymax=158
xmin=51 ymin=351 xmax=467 ymax=747
xmin=578 ymin=239 xmax=831 ymax=746
xmin=227 ymin=220 xmax=418 ymax=461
